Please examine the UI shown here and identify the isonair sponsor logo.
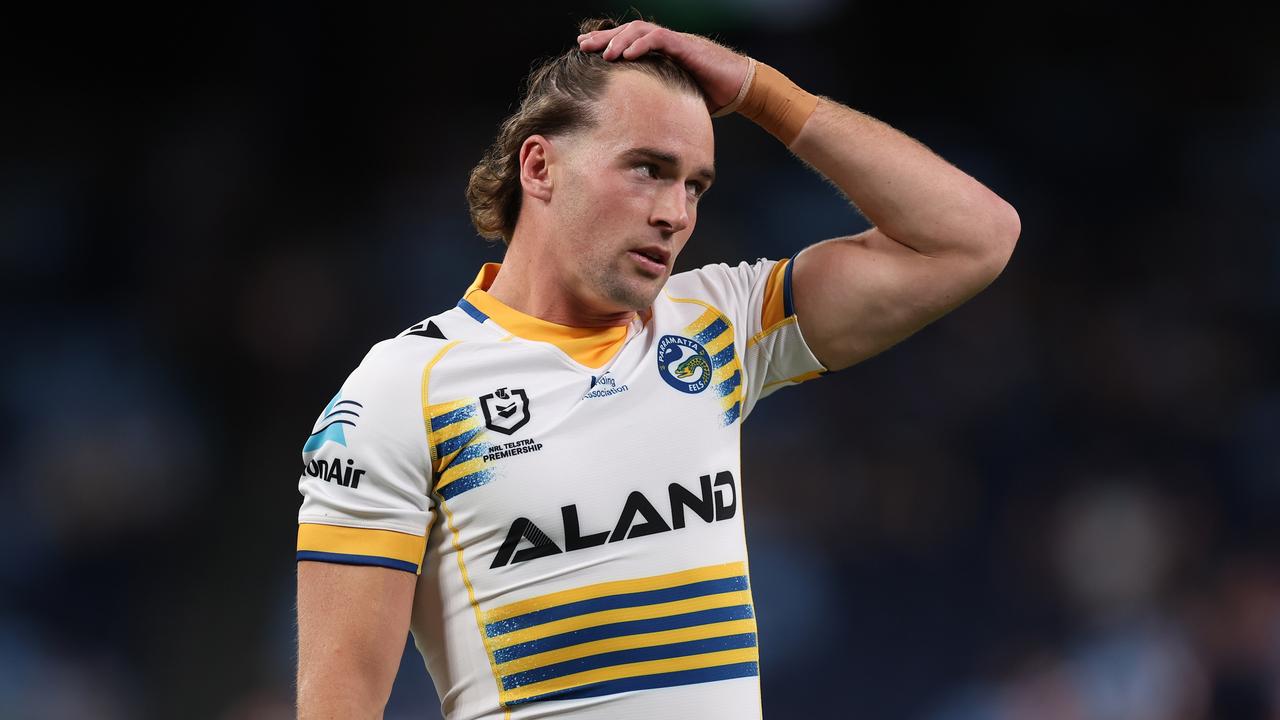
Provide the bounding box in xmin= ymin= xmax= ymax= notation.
xmin=301 ymin=457 xmax=367 ymax=489
xmin=304 ymin=393 xmax=362 ymax=452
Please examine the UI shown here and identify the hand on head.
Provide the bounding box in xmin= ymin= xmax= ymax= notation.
xmin=576 ymin=20 xmax=751 ymax=114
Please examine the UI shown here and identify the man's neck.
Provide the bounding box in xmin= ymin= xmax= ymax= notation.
xmin=486 ymin=238 xmax=636 ymax=329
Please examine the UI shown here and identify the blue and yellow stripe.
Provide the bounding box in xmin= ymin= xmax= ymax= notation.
xmin=427 ymin=398 xmax=494 ymax=500
xmin=296 ymin=523 xmax=426 ymax=574
xmin=481 ymin=561 xmax=758 ymax=706
xmin=750 ymin=258 xmax=827 ymax=391
xmin=683 ymin=309 xmax=744 ymax=425
xmin=760 ymin=257 xmax=796 ymax=332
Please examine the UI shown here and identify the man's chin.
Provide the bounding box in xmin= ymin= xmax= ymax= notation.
xmin=602 ymin=275 xmax=666 ymax=313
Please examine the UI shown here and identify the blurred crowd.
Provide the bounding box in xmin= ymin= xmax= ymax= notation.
xmin=3 ymin=2 xmax=1277 ymax=718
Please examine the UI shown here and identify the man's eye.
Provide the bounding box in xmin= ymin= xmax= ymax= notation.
xmin=636 ymin=163 xmax=659 ymax=178
xmin=686 ymin=181 xmax=705 ymax=198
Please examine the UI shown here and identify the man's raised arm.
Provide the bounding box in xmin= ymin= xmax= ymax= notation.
xmin=579 ymin=22 xmax=1020 ymax=370
xmin=783 ymin=95 xmax=1019 ymax=370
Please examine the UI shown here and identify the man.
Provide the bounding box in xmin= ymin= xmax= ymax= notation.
xmin=296 ymin=17 xmax=1018 ymax=719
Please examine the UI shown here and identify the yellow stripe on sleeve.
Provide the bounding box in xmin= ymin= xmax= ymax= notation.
xmin=761 ymin=258 xmax=791 ymax=331
xmin=297 ymin=523 xmax=426 ymax=568
xmin=747 ymin=316 xmax=797 ymax=348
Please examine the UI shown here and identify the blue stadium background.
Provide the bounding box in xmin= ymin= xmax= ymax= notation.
xmin=4 ymin=1 xmax=1279 ymax=718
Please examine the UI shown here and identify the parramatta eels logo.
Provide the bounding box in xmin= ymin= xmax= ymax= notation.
xmin=303 ymin=393 xmax=362 ymax=452
xmin=656 ymin=334 xmax=713 ymax=394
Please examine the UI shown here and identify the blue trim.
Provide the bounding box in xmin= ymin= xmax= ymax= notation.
xmin=430 ymin=404 xmax=476 ymax=432
xmin=502 ymin=633 xmax=757 ymax=690
xmin=436 ymin=427 xmax=480 ymax=458
xmin=722 ymin=401 xmax=741 ymax=426
xmin=783 ymin=258 xmax=796 ymax=317
xmin=457 ymin=298 xmax=489 ymax=324
xmin=438 ymin=469 xmax=494 ymax=500
xmin=486 ymin=576 xmax=748 ymax=636
xmin=715 ymin=370 xmax=741 ymax=398
xmin=492 ymin=604 xmax=755 ymax=663
xmin=507 ymin=661 xmax=759 ymax=706
xmin=296 ymin=551 xmax=417 ymax=573
xmin=445 ymin=442 xmax=489 ymax=470
xmin=710 ymin=345 xmax=736 ymax=370
xmin=693 ymin=318 xmax=729 ymax=345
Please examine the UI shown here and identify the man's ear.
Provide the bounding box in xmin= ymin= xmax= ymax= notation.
xmin=518 ymin=135 xmax=554 ymax=203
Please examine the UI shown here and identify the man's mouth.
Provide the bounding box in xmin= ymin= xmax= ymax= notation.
xmin=628 ymin=246 xmax=670 ymax=274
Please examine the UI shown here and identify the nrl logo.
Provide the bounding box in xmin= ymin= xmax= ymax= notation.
xmin=480 ymin=387 xmax=531 ymax=435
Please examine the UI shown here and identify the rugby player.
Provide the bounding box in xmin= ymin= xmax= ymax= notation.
xmin=296 ymin=18 xmax=1019 ymax=719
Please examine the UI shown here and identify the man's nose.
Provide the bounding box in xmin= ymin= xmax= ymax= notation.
xmin=650 ymin=183 xmax=690 ymax=234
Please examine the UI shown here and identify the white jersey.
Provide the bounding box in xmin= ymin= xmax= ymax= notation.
xmin=297 ymin=260 xmax=825 ymax=719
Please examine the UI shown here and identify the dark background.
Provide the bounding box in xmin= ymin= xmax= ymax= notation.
xmin=4 ymin=2 xmax=1278 ymax=718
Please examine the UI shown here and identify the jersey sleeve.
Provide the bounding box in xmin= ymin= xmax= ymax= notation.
xmin=296 ymin=339 xmax=435 ymax=574
xmin=672 ymin=255 xmax=827 ymax=421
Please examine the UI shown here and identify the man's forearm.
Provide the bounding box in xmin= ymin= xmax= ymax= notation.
xmin=297 ymin=676 xmax=387 ymax=720
xmin=788 ymin=97 xmax=1020 ymax=263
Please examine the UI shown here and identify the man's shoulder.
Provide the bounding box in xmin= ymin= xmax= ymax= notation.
xmin=662 ymin=258 xmax=777 ymax=300
xmin=347 ymin=306 xmax=482 ymax=386
xmin=388 ymin=303 xmax=489 ymax=345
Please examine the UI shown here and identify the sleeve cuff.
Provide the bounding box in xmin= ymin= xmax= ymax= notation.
xmin=760 ymin=258 xmax=796 ymax=332
xmin=296 ymin=523 xmax=426 ymax=574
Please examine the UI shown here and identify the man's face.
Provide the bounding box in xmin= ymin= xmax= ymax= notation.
xmin=548 ymin=70 xmax=715 ymax=315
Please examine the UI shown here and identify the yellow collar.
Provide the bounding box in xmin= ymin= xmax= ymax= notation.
xmin=460 ymin=263 xmax=632 ymax=369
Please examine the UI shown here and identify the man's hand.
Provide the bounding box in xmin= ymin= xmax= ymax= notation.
xmin=586 ymin=20 xmax=1019 ymax=373
xmin=577 ymin=21 xmax=750 ymax=113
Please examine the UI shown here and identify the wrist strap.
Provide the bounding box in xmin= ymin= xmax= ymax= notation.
xmin=711 ymin=57 xmax=757 ymax=118
xmin=712 ymin=57 xmax=818 ymax=147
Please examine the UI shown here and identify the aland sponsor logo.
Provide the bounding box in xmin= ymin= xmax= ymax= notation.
xmin=490 ymin=470 xmax=737 ymax=569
